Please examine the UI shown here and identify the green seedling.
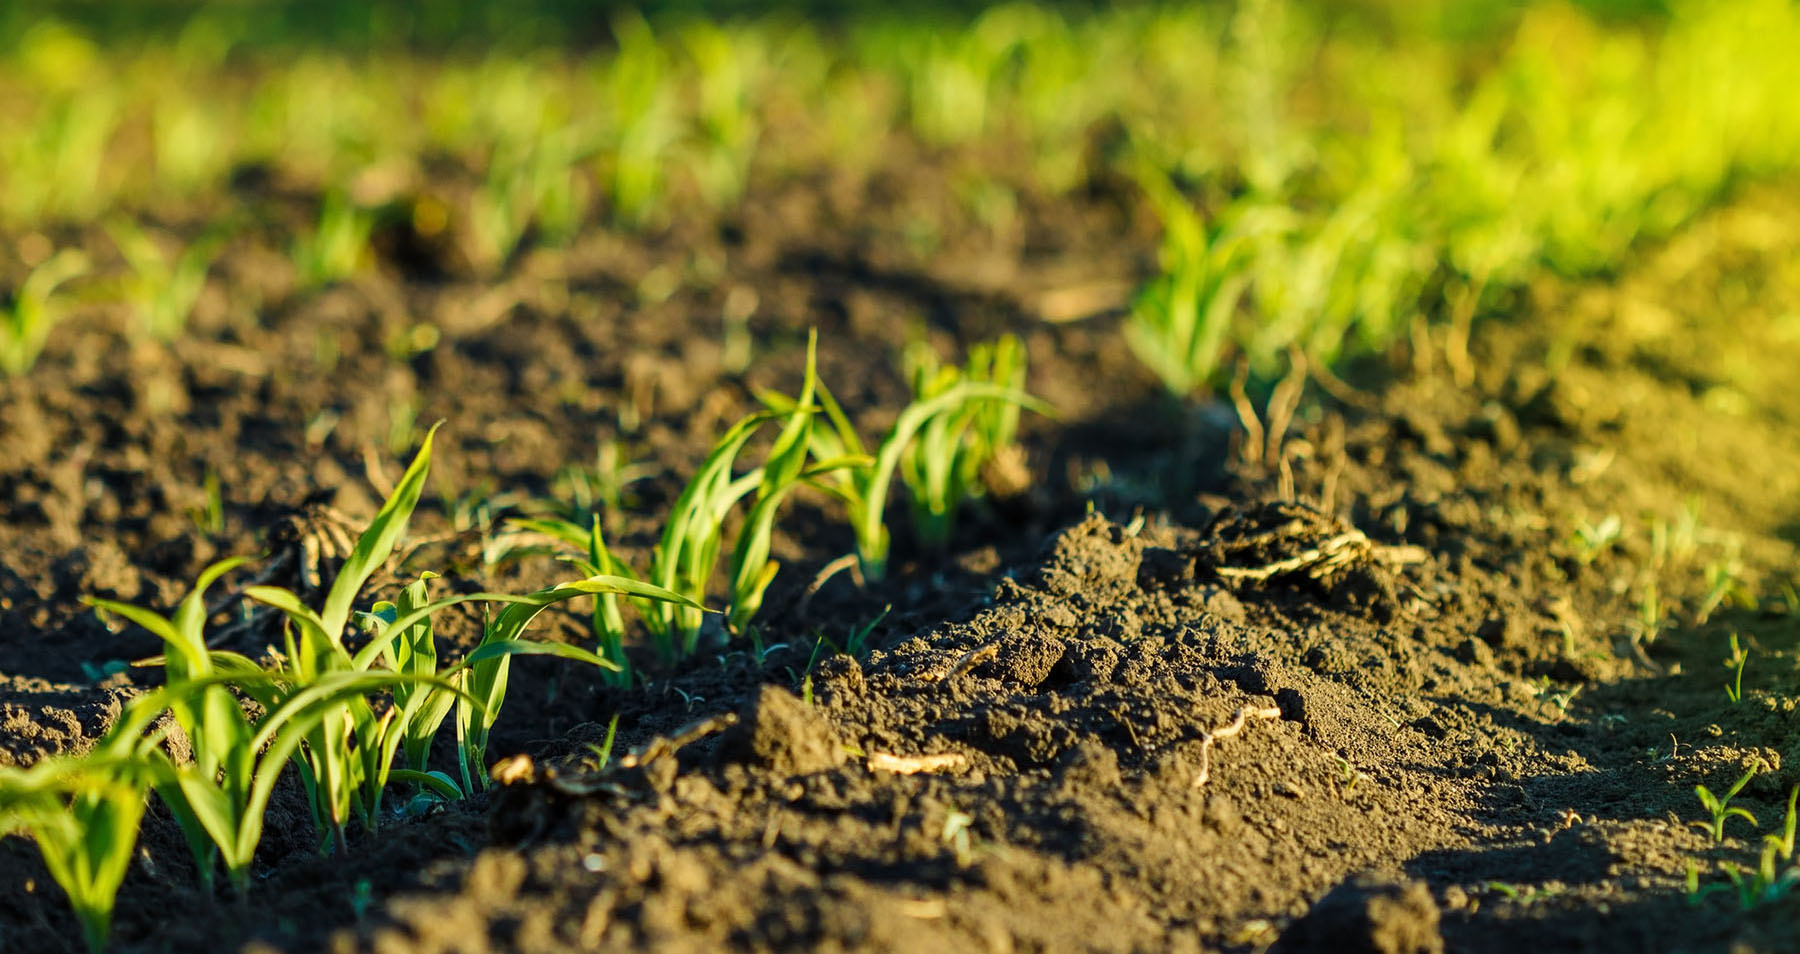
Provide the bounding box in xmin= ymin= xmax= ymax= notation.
xmin=0 ymin=732 xmax=158 ymax=952
xmin=1 ymin=248 xmax=89 ymax=376
xmin=292 ymin=191 xmax=374 ymax=288
xmin=237 ymin=425 xmax=447 ymax=847
xmin=521 ymin=336 xmax=854 ymax=664
xmin=1719 ymin=846 xmax=1800 ymax=911
xmin=1723 ymin=632 xmax=1749 ymax=704
xmin=164 ymin=424 xmax=692 ymax=842
xmin=1630 ymin=582 xmax=1664 ymax=645
xmin=1694 ymin=764 xmax=1760 ymax=844
xmin=1570 ymin=515 xmax=1623 ymax=566
xmin=841 ymin=605 xmax=891 ymax=659
xmin=359 ymin=573 xmax=459 ymax=781
xmin=584 ymin=713 xmax=622 ymax=771
xmin=1124 ymin=163 xmax=1248 ymax=397
xmin=764 ymin=343 xmax=1045 ymax=581
xmin=93 ymin=557 xmax=289 ymax=892
xmin=599 ymin=12 xmax=679 ymax=228
xmin=236 ymin=425 xmax=696 ymax=840
xmin=1767 ymin=785 xmax=1799 ymax=863
xmin=1697 ymin=558 xmax=1755 ymax=624
xmin=725 ymin=334 xmax=862 ymax=637
xmin=1687 ymin=785 xmax=1800 ymax=911
xmin=448 ymin=572 xmax=700 ymax=792
xmin=565 ymin=334 xmax=858 ymax=658
xmin=467 ymin=129 xmax=589 ymax=272
xmin=899 ymin=334 xmax=1036 ymax=552
xmin=107 ymin=220 xmax=222 ymax=342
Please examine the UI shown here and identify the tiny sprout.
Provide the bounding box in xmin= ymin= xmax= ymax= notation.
xmin=1693 ymin=763 xmax=1761 ymax=844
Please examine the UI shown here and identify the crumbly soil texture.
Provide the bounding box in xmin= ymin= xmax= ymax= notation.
xmin=2 ymin=162 xmax=1799 ymax=954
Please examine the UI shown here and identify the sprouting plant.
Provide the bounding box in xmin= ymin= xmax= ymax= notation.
xmin=190 ymin=468 xmax=225 ymax=536
xmin=584 ymin=713 xmax=622 ymax=771
xmin=1124 ymin=163 xmax=1249 ymax=397
xmin=898 ymin=334 xmax=1036 ymax=551
xmin=0 ymin=735 xmax=157 ymax=952
xmin=233 ymin=426 xmax=450 ymax=849
xmin=292 ymin=190 xmax=374 ymax=288
xmin=466 ymin=129 xmax=589 ymax=272
xmin=1630 ymin=581 xmax=1664 ymax=645
xmin=358 ymin=573 xmax=461 ymax=785
xmin=1696 ymin=557 xmax=1755 ymax=624
xmin=724 ymin=336 xmax=861 ymax=638
xmin=841 ymin=605 xmax=891 ymax=659
xmin=91 ymin=560 xmax=430 ymax=892
xmin=1 ymin=248 xmax=88 ymax=376
xmin=446 ymin=572 xmax=699 ymax=793
xmin=1769 ymin=786 xmax=1799 ymax=863
xmin=764 ymin=342 xmax=1044 ymax=581
xmin=553 ymin=440 xmax=653 ymax=525
xmin=1723 ymin=632 xmax=1749 ymax=704
xmin=1569 ymin=514 xmax=1622 ymax=566
xmin=1718 ymin=846 xmax=1800 ymax=911
xmin=545 ymin=334 xmax=857 ymax=661
xmin=1693 ymin=764 xmax=1760 ymax=844
xmin=234 ymin=425 xmax=697 ymax=841
xmin=106 ymin=220 xmax=222 ymax=342
xmin=1687 ymin=785 xmax=1800 ymax=911
xmin=599 ymin=12 xmax=680 ymax=228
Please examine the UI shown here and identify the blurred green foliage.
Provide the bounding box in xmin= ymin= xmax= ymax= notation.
xmin=0 ymin=0 xmax=1794 ymax=389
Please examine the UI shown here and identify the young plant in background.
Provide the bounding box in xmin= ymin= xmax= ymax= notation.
xmin=1 ymin=248 xmax=88 ymax=376
xmin=598 ymin=12 xmax=680 ymax=228
xmin=292 ymin=190 xmax=374 ymax=288
xmin=1124 ymin=164 xmax=1249 ymax=397
xmin=107 ymin=220 xmax=222 ymax=342
xmin=898 ymin=333 xmax=1034 ymax=551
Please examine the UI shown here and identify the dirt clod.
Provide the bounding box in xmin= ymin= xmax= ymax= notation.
xmin=719 ymin=685 xmax=845 ymax=777
xmin=1274 ymin=874 xmax=1443 ymax=954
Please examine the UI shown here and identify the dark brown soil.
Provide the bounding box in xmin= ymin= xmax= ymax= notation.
xmin=2 ymin=148 xmax=1798 ymax=954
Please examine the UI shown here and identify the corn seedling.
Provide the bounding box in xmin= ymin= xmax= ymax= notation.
xmin=1693 ymin=764 xmax=1760 ymax=844
xmin=579 ymin=335 xmax=855 ymax=656
xmin=0 ymin=740 xmax=157 ymax=953
xmin=1723 ymin=632 xmax=1749 ymax=704
xmin=0 ymin=695 xmax=170 ymax=953
xmin=1570 ymin=515 xmax=1623 ymax=566
xmin=764 ymin=342 xmax=1044 ymax=581
xmin=1697 ymin=557 xmax=1755 ymax=624
xmin=1125 ymin=164 xmax=1249 ymax=397
xmin=232 ymin=426 xmax=695 ymax=839
xmin=292 ymin=191 xmax=374 ymax=288
xmin=444 ymin=574 xmax=693 ymax=792
xmin=840 ymin=605 xmax=891 ymax=659
xmin=898 ymin=334 xmax=1037 ymax=552
xmin=725 ymin=335 xmax=860 ymax=637
xmin=583 ymin=713 xmax=622 ymax=771
xmin=466 ymin=129 xmax=589 ymax=272
xmin=598 ymin=12 xmax=680 ymax=228
xmin=1768 ymin=785 xmax=1799 ymax=863
xmin=106 ymin=220 xmax=222 ymax=342
xmin=1718 ymin=844 xmax=1800 ymax=911
xmin=1 ymin=248 xmax=89 ymax=376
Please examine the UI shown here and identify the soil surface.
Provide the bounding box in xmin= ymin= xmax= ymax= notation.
xmin=2 ymin=149 xmax=1799 ymax=954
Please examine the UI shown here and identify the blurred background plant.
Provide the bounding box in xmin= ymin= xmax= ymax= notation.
xmin=2 ymin=0 xmax=1795 ymax=396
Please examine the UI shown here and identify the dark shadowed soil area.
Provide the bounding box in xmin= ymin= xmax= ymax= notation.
xmin=2 ymin=155 xmax=1798 ymax=953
